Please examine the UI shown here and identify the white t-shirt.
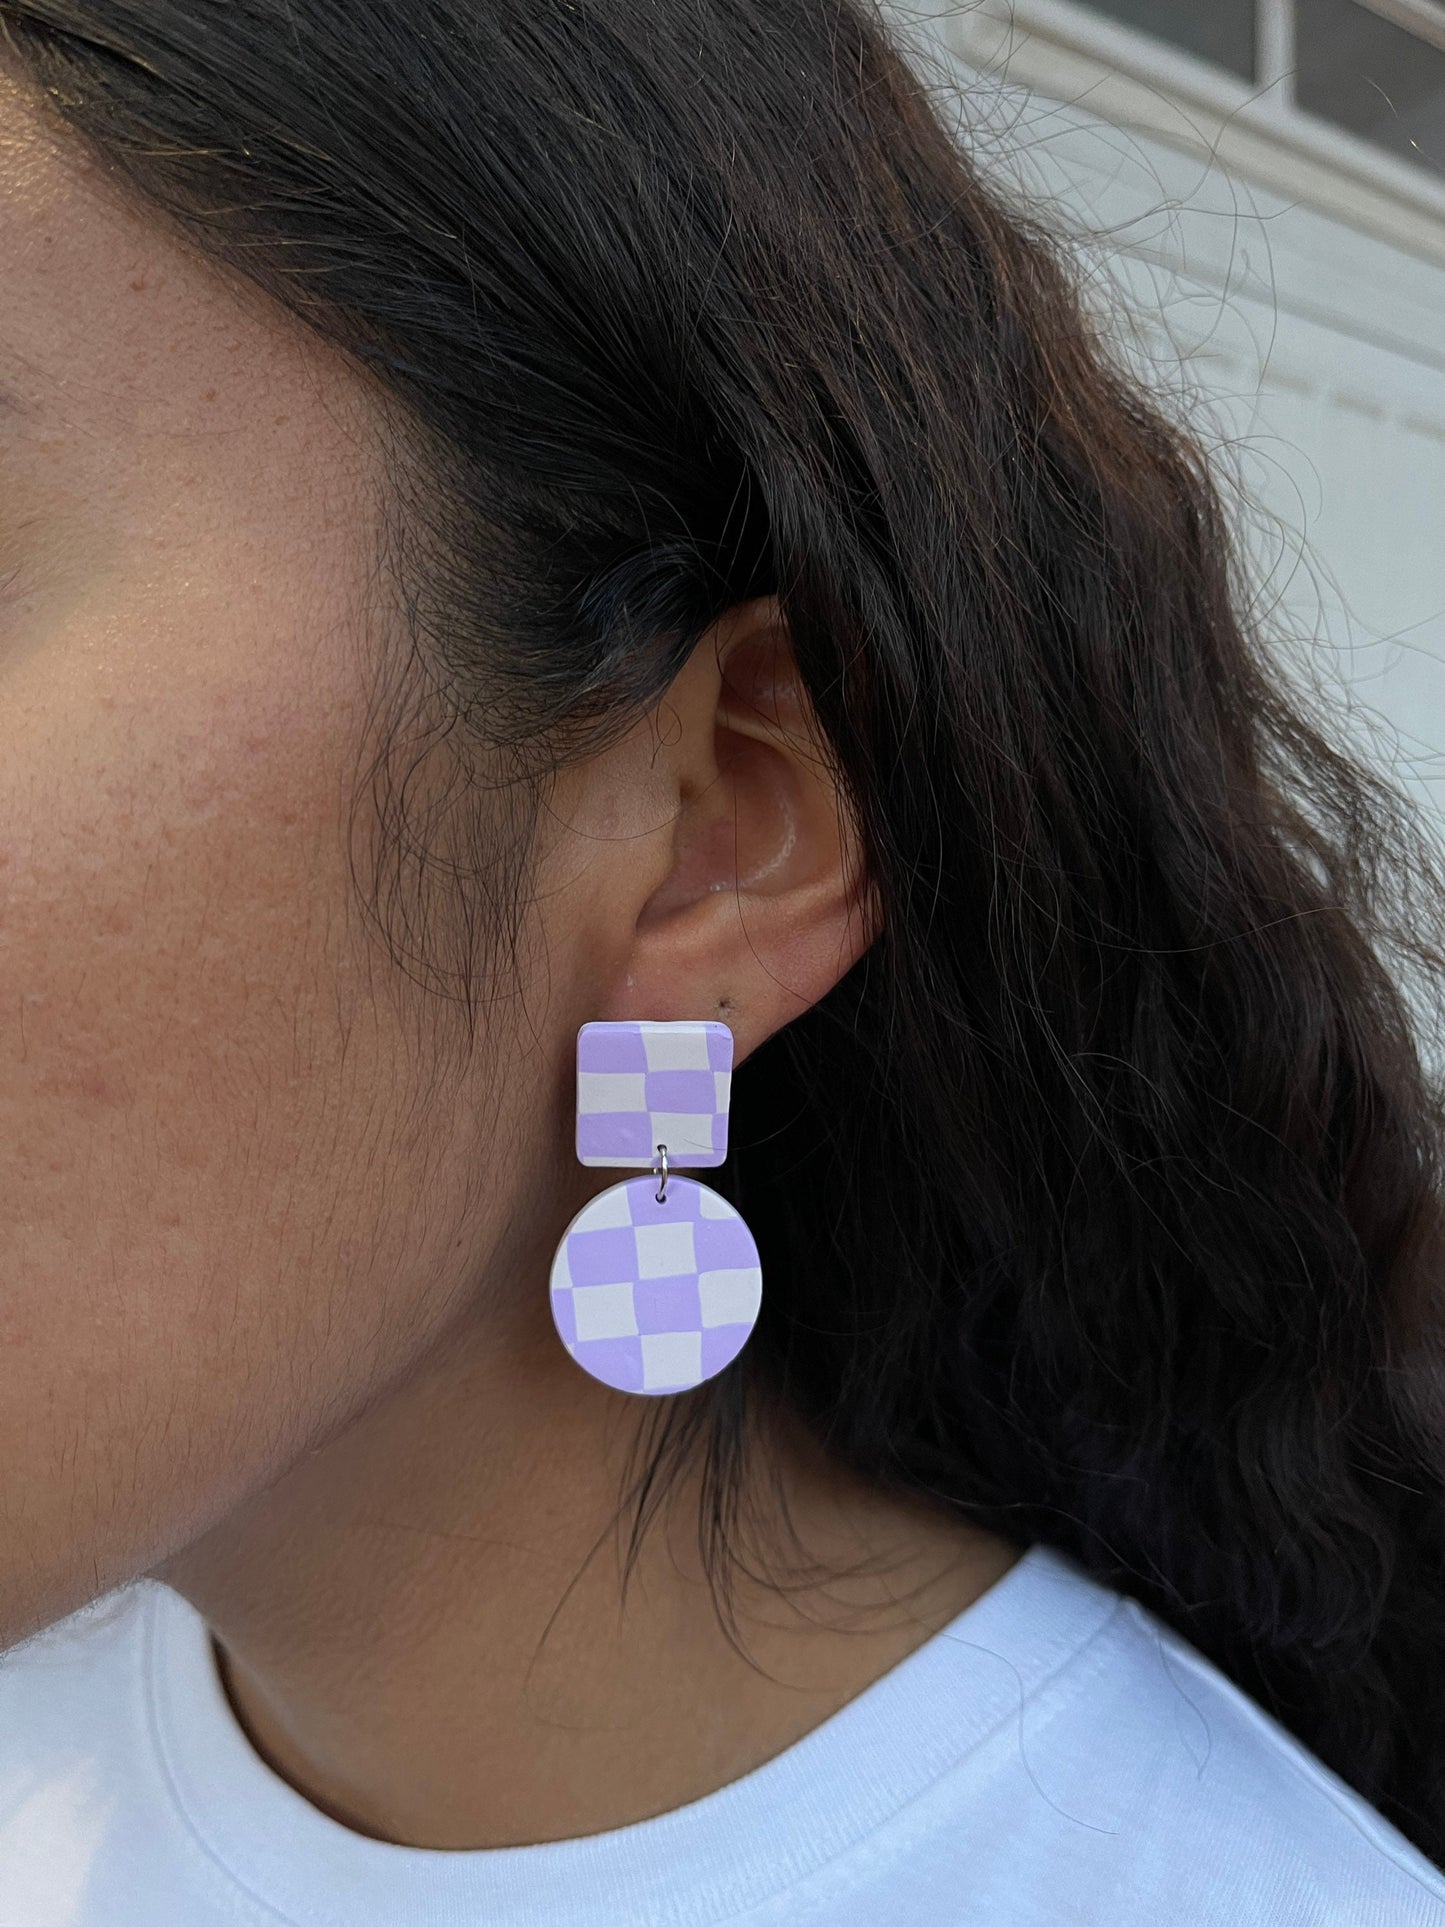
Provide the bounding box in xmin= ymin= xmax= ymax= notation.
xmin=1 ymin=1539 xmax=1443 ymax=1926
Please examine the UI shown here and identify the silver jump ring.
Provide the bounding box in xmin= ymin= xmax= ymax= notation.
xmin=654 ymin=1142 xmax=669 ymax=1204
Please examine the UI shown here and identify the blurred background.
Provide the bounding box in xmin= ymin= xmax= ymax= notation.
xmin=885 ymin=0 xmax=1445 ymax=823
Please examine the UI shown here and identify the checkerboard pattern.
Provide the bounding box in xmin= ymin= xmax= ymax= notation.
xmin=550 ymin=1175 xmax=762 ymax=1394
xmin=575 ymin=1020 xmax=733 ymax=1168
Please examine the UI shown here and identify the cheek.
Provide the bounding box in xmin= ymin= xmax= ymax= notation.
xmin=2 ymin=682 xmax=354 ymax=1304
xmin=0 ymin=570 xmax=491 ymax=1644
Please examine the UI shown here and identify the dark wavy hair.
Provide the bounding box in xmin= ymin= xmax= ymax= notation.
xmin=7 ymin=0 xmax=1445 ymax=1864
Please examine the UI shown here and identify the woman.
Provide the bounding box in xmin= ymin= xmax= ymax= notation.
xmin=0 ymin=0 xmax=1443 ymax=1918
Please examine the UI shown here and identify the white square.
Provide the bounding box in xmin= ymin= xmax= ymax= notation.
xmin=634 ymin=1221 xmax=696 ymax=1279
xmin=572 ymin=1281 xmax=640 ymax=1341
xmin=713 ymin=1071 xmax=731 ymax=1114
xmin=699 ymin=1189 xmax=734 ymax=1219
xmin=648 ymin=1111 xmax=714 ymax=1159
xmin=641 ymin=1330 xmax=702 ymax=1390
xmin=577 ymin=1070 xmax=647 ymax=1115
xmin=577 ymin=1186 xmax=635 ymax=1230
xmin=641 ymin=1023 xmax=712 ymax=1071
xmin=699 ymin=1268 xmax=762 ymax=1327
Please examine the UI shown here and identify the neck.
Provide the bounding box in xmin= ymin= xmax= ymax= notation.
xmin=152 ymin=1313 xmax=1020 ymax=1851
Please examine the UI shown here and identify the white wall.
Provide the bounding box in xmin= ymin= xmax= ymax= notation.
xmin=884 ymin=2 xmax=1445 ymax=822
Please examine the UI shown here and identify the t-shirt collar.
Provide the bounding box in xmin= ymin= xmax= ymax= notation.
xmin=144 ymin=1539 xmax=1114 ymax=1927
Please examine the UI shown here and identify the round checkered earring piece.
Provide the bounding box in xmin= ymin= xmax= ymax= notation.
xmin=550 ymin=1175 xmax=762 ymax=1395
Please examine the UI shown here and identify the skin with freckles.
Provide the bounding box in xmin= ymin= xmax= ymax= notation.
xmin=0 ymin=67 xmax=1020 ymax=1850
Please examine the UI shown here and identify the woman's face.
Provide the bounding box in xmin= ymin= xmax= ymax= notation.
xmin=0 ymin=69 xmax=583 ymax=1647
xmin=0 ymin=56 xmax=873 ymax=1652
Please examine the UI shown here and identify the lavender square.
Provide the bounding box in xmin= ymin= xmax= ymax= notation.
xmin=633 ymin=1275 xmax=703 ymax=1335
xmin=576 ymin=1020 xmax=733 ymax=1169
xmin=561 ymin=1224 xmax=638 ymax=1288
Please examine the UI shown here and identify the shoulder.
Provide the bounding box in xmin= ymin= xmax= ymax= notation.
xmin=939 ymin=1551 xmax=1445 ymax=1924
xmin=0 ymin=1578 xmax=155 ymax=1777
xmin=0 ymin=1578 xmax=152 ymax=1706
xmin=743 ymin=1542 xmax=1445 ymax=1926
xmin=0 ymin=1583 xmax=161 ymax=1912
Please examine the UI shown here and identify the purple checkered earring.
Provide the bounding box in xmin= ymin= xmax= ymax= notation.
xmin=548 ymin=1020 xmax=762 ymax=1396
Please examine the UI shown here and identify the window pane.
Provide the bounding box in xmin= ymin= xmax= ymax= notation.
xmin=1296 ymin=0 xmax=1445 ymax=176
xmin=1075 ymin=0 xmax=1257 ymax=79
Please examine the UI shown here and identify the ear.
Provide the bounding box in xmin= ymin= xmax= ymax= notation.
xmin=543 ymin=596 xmax=878 ymax=1063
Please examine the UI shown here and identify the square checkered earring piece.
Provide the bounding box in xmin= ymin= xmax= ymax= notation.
xmin=575 ymin=1019 xmax=733 ymax=1168
xmin=550 ymin=1019 xmax=761 ymax=1397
